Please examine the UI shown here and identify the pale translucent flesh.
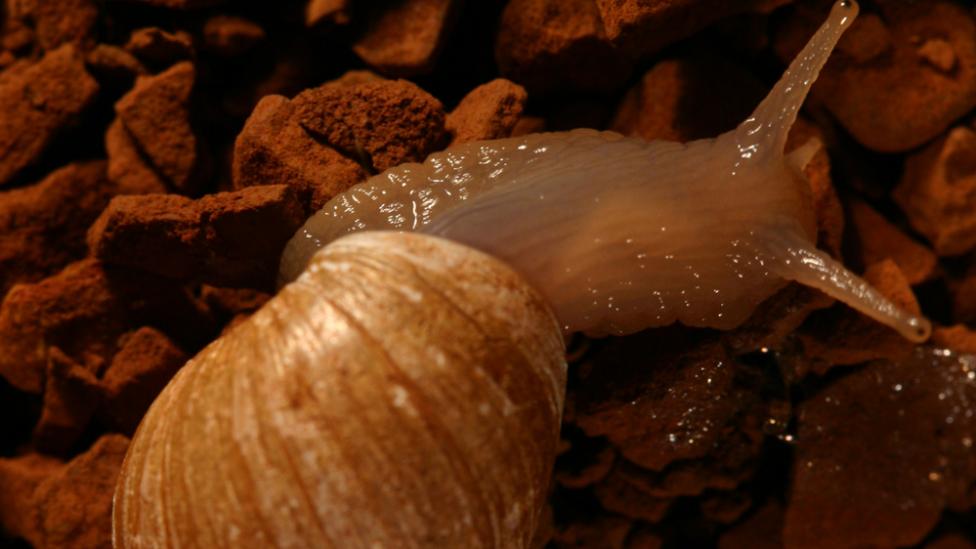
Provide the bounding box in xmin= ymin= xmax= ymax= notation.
xmin=281 ymin=0 xmax=931 ymax=342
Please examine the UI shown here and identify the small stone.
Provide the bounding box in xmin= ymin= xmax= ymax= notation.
xmin=0 ymin=452 xmax=63 ymax=543
xmin=596 ymin=0 xmax=779 ymax=59
xmin=847 ymin=198 xmax=938 ymax=284
xmin=124 ymin=27 xmax=194 ymax=68
xmin=352 ymin=0 xmax=460 ymax=77
xmin=609 ymin=53 xmax=766 ymax=143
xmin=573 ymin=329 xmax=749 ymax=471
xmin=232 ymin=94 xmax=368 ymax=211
xmin=0 ymin=44 xmax=99 ymax=187
xmin=32 ymin=348 xmax=100 ymax=454
xmin=895 ymin=126 xmax=976 ymax=256
xmin=495 ymin=0 xmax=632 ymax=95
xmin=836 ymin=12 xmax=891 ymax=64
xmin=85 ymin=44 xmax=148 ymax=86
xmin=293 ymin=79 xmax=446 ymax=171
xmin=593 ymin=465 xmax=673 ymax=523
xmin=306 ymin=0 xmax=351 ymax=26
xmin=87 ymin=185 xmax=305 ymax=288
xmin=784 ymin=348 xmax=976 ymax=547
xmin=203 ymin=16 xmax=265 ymax=57
xmin=105 ymin=118 xmax=169 ymax=195
xmin=114 ymin=61 xmax=209 ymax=195
xmin=918 ymin=37 xmax=958 ymax=73
xmin=32 ymin=434 xmax=130 ymax=549
xmin=0 ymin=259 xmax=207 ymax=394
xmin=0 ymin=161 xmax=118 ymax=298
xmin=99 ymin=327 xmax=187 ymax=434
xmin=33 ymin=0 xmax=99 ymax=51
xmin=447 ymin=79 xmax=528 ymax=145
xmin=931 ymin=324 xmax=976 ymax=354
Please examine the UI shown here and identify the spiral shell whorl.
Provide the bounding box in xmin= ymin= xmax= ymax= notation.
xmin=113 ymin=232 xmax=567 ymax=548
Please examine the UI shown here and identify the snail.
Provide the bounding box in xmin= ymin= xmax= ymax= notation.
xmin=113 ymin=1 xmax=927 ymax=547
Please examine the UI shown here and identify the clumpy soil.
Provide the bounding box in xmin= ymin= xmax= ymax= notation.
xmin=2 ymin=0 xmax=976 ymax=547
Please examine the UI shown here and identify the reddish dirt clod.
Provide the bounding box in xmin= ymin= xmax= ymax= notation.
xmin=0 ymin=161 xmax=117 ymax=297
xmin=87 ymin=185 xmax=305 ymax=288
xmin=293 ymin=79 xmax=446 ymax=171
xmin=447 ymin=79 xmax=528 ymax=145
xmin=124 ymin=28 xmax=194 ymax=69
xmin=32 ymin=348 xmax=100 ymax=454
xmin=99 ymin=327 xmax=187 ymax=435
xmin=352 ymin=0 xmax=460 ymax=77
xmin=232 ymin=94 xmax=368 ymax=211
xmin=895 ymin=126 xmax=976 ymax=256
xmin=0 ymin=44 xmax=98 ymax=187
xmin=113 ymin=61 xmax=208 ymax=195
xmin=203 ymin=16 xmax=265 ymax=57
xmin=847 ymin=198 xmax=938 ymax=285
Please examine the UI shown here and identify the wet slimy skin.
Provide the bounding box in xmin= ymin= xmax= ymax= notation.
xmin=281 ymin=0 xmax=932 ymax=342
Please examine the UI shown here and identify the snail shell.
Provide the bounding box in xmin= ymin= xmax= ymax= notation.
xmin=112 ymin=231 xmax=566 ymax=548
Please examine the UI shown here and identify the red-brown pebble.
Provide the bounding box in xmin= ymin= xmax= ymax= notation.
xmin=447 ymin=79 xmax=528 ymax=145
xmin=495 ymin=0 xmax=632 ymax=95
xmin=931 ymin=324 xmax=976 ymax=355
xmin=85 ymin=45 xmax=148 ymax=86
xmin=198 ymin=285 xmax=270 ymax=323
xmin=105 ymin=118 xmax=169 ymax=195
xmin=293 ymin=79 xmax=446 ymax=171
xmin=306 ymin=0 xmax=351 ymax=26
xmin=32 ymin=348 xmax=100 ymax=454
xmin=114 ymin=61 xmax=208 ymax=195
xmin=0 ymin=452 xmax=63 ymax=543
xmin=847 ymin=199 xmax=938 ymax=284
xmin=0 ymin=44 xmax=98 ymax=187
xmin=0 ymin=161 xmax=117 ymax=298
xmin=595 ymin=0 xmax=776 ymax=59
xmin=233 ymin=94 xmax=368 ymax=211
xmin=774 ymin=0 xmax=976 ymax=153
xmin=594 ymin=466 xmax=673 ymax=523
xmin=0 ymin=259 xmax=206 ymax=394
xmin=798 ymin=259 xmax=921 ymax=370
xmin=609 ymin=53 xmax=766 ymax=143
xmin=30 ymin=434 xmax=129 ymax=549
xmin=32 ymin=0 xmax=99 ymax=51
xmin=87 ymin=185 xmax=305 ymax=288
xmin=352 ymin=0 xmax=460 ymax=77
xmin=203 ymin=16 xmax=265 ymax=57
xmin=784 ymin=349 xmax=976 ymax=548
xmin=895 ymin=126 xmax=976 ymax=256
xmin=573 ymin=330 xmax=750 ymax=471
xmin=99 ymin=327 xmax=187 ymax=434
xmin=125 ymin=27 xmax=194 ymax=68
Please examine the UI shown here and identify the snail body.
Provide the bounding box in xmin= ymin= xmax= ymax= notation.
xmin=282 ymin=0 xmax=927 ymax=341
xmin=114 ymin=2 xmax=928 ymax=548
